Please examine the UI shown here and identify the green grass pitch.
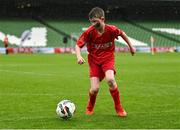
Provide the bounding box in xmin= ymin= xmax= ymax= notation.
xmin=0 ymin=53 xmax=180 ymax=129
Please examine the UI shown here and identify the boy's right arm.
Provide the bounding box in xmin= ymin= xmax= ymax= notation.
xmin=75 ymin=45 xmax=86 ymax=65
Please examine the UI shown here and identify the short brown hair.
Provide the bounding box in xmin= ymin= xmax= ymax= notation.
xmin=88 ymin=7 xmax=105 ymax=19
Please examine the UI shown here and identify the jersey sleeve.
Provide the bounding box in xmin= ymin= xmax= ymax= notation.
xmin=76 ymin=31 xmax=88 ymax=48
xmin=112 ymin=26 xmax=123 ymax=39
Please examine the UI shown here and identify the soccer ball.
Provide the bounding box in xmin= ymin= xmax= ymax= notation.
xmin=56 ymin=100 xmax=75 ymax=119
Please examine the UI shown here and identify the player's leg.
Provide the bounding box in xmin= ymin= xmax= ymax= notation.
xmin=86 ymin=77 xmax=100 ymax=115
xmin=105 ymin=70 xmax=127 ymax=117
xmin=86 ymin=55 xmax=104 ymax=115
xmin=5 ymin=47 xmax=8 ymax=55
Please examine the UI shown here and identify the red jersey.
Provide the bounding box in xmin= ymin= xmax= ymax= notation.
xmin=77 ymin=24 xmax=123 ymax=64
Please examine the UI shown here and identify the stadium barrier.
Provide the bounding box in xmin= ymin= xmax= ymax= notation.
xmin=0 ymin=47 xmax=178 ymax=54
xmin=175 ymin=47 xmax=180 ymax=52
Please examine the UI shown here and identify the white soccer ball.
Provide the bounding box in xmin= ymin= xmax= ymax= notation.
xmin=56 ymin=100 xmax=75 ymax=119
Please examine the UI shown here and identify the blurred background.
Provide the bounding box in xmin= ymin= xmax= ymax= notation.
xmin=0 ymin=0 xmax=180 ymax=19
xmin=0 ymin=0 xmax=180 ymax=53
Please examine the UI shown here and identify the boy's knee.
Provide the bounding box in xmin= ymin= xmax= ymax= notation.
xmin=90 ymin=88 xmax=99 ymax=95
xmin=107 ymin=79 xmax=116 ymax=88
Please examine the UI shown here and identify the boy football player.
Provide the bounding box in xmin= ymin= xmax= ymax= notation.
xmin=75 ymin=7 xmax=135 ymax=117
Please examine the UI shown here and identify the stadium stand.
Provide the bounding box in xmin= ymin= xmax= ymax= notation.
xmin=0 ymin=0 xmax=180 ymax=52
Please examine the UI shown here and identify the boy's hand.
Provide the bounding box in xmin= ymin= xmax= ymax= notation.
xmin=130 ymin=47 xmax=136 ymax=56
xmin=77 ymin=56 xmax=86 ymax=65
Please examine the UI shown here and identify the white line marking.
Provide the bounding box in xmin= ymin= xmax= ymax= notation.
xmin=0 ymin=69 xmax=55 ymax=76
xmin=0 ymin=63 xmax=55 ymax=66
xmin=0 ymin=93 xmax=109 ymax=96
xmin=132 ymin=81 xmax=179 ymax=88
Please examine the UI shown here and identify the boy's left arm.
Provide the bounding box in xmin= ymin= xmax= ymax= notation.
xmin=121 ymin=31 xmax=136 ymax=56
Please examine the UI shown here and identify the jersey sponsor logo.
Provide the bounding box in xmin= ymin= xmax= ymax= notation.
xmin=94 ymin=42 xmax=112 ymax=49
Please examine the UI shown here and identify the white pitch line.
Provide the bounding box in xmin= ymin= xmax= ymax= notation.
xmin=0 ymin=69 xmax=55 ymax=76
xmin=0 ymin=93 xmax=110 ymax=96
xmin=131 ymin=81 xmax=179 ymax=88
xmin=0 ymin=93 xmax=56 ymax=96
xmin=0 ymin=63 xmax=55 ymax=67
xmin=0 ymin=116 xmax=54 ymax=122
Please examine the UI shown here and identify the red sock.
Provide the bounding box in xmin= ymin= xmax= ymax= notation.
xmin=109 ymin=87 xmax=122 ymax=111
xmin=86 ymin=91 xmax=98 ymax=111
